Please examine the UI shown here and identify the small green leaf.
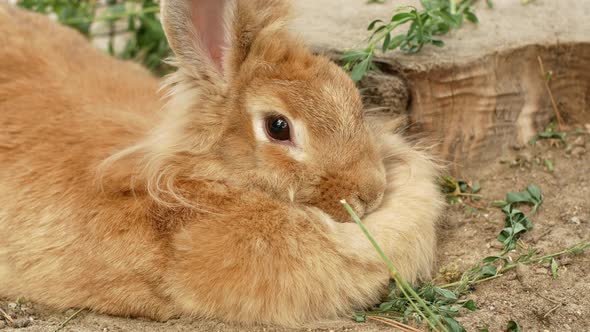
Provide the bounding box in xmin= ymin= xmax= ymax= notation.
xmin=378 ymin=301 xmax=394 ymax=311
xmin=353 ymin=312 xmax=366 ymax=322
xmin=527 ymin=185 xmax=542 ymax=202
xmin=465 ymin=11 xmax=478 ymax=23
xmin=463 ymin=300 xmax=477 ymax=311
xmin=443 ymin=316 xmax=466 ymax=332
xmin=506 ymin=191 xmax=532 ymax=204
xmin=551 ymin=258 xmax=559 ymax=279
xmin=512 ymin=222 xmax=527 ymax=235
xmin=340 ymin=50 xmax=368 ymax=62
xmin=529 ymin=129 xmax=566 ymax=145
xmin=471 ymin=181 xmax=481 ymax=193
xmin=391 ymin=12 xmax=414 ymax=22
xmin=435 ymin=287 xmax=457 ymax=300
xmin=482 ymin=256 xmax=503 ymax=264
xmin=486 ymin=0 xmax=494 ymax=8
xmin=431 ymin=39 xmax=445 ymax=47
xmin=388 ymin=34 xmax=407 ymax=50
xmin=436 ymin=10 xmax=461 ymax=27
xmin=368 ymin=25 xmax=388 ymax=40
xmin=506 ymin=320 xmax=521 ymax=332
xmin=350 ymin=56 xmax=371 ymax=82
xmin=544 ymin=159 xmax=554 ymax=172
xmin=493 ymin=200 xmax=508 ymax=207
xmin=481 ymin=265 xmax=497 ymax=277
xmin=367 ymin=19 xmax=383 ymax=30
xmin=382 ymin=33 xmax=391 ymax=53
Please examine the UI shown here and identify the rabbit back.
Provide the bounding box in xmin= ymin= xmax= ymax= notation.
xmin=0 ymin=4 xmax=177 ymax=319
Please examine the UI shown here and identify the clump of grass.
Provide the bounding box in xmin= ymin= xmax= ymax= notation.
xmin=442 ymin=241 xmax=589 ymax=291
xmin=17 ymin=0 xmax=170 ymax=74
xmin=439 ymin=175 xmax=482 ymax=207
xmin=343 ymin=184 xmax=590 ymax=331
xmin=342 ymin=0 xmax=492 ymax=81
xmin=528 ymin=122 xmax=566 ymax=146
xmin=341 ymin=200 xmax=450 ymax=332
xmin=493 ymin=185 xmax=542 ymax=253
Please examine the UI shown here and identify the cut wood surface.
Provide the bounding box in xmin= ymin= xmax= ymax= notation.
xmin=292 ymin=0 xmax=590 ymax=175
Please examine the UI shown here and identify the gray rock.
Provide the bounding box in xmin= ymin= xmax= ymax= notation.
xmin=569 ymin=216 xmax=581 ymax=225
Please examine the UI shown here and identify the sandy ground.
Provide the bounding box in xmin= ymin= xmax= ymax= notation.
xmin=437 ymin=129 xmax=590 ymax=331
xmin=1 ymin=125 xmax=588 ymax=332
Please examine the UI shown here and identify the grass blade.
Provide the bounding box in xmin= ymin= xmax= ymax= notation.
xmin=340 ymin=200 xmax=448 ymax=332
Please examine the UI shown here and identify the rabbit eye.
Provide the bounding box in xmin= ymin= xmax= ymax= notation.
xmin=264 ymin=115 xmax=291 ymax=142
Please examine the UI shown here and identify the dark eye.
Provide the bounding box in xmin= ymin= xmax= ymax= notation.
xmin=264 ymin=115 xmax=291 ymax=142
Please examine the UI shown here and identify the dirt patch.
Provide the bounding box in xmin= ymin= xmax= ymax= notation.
xmin=1 ymin=128 xmax=589 ymax=332
xmin=437 ymin=128 xmax=590 ymax=331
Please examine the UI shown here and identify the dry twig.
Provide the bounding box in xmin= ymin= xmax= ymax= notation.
xmin=368 ymin=315 xmax=423 ymax=332
xmin=0 ymin=307 xmax=14 ymax=324
xmin=537 ymin=56 xmax=564 ymax=130
xmin=53 ymin=308 xmax=84 ymax=332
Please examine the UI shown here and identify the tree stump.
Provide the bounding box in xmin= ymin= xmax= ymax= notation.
xmin=293 ymin=0 xmax=590 ymax=175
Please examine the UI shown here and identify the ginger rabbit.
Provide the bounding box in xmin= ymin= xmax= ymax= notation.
xmin=0 ymin=0 xmax=444 ymax=326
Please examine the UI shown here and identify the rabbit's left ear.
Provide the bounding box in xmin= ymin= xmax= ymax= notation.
xmin=161 ymin=0 xmax=290 ymax=84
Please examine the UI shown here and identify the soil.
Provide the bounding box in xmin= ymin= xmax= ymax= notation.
xmin=1 ymin=128 xmax=589 ymax=331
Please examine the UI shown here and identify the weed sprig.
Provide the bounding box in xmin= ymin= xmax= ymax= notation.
xmin=341 ymin=200 xmax=449 ymax=332
xmin=493 ymin=185 xmax=542 ymax=253
xmin=440 ymin=241 xmax=590 ymax=291
xmin=529 ymin=122 xmax=566 ymax=146
xmin=439 ymin=175 xmax=482 ymax=206
xmin=344 ymin=184 xmax=589 ymax=331
xmin=342 ymin=0 xmax=492 ymax=81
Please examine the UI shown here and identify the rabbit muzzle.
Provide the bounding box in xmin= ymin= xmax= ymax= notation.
xmin=306 ymin=170 xmax=386 ymax=223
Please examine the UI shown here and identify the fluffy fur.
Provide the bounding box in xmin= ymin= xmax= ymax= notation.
xmin=0 ymin=0 xmax=444 ymax=327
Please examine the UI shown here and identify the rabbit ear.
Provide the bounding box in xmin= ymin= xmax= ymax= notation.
xmin=160 ymin=0 xmax=230 ymax=82
xmin=161 ymin=0 xmax=290 ymax=83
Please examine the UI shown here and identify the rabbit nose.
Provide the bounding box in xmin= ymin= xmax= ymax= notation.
xmin=357 ymin=171 xmax=386 ymax=213
xmin=358 ymin=190 xmax=384 ymax=214
xmin=345 ymin=194 xmax=367 ymax=219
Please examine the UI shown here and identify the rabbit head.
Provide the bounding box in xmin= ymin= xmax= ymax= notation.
xmin=151 ymin=0 xmax=386 ymax=221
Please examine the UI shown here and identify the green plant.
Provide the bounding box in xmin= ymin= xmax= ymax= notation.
xmin=342 ymin=0 xmax=491 ymax=81
xmin=118 ymin=0 xmax=170 ymax=73
xmin=441 ymin=241 xmax=589 ymax=292
xmin=341 ymin=200 xmax=450 ymax=332
xmin=344 ymin=182 xmax=589 ymax=332
xmin=529 ymin=122 xmax=566 ymax=145
xmin=439 ymin=176 xmax=482 ymax=206
xmin=357 ymin=281 xmax=477 ymax=331
xmin=352 ymin=231 xmax=589 ymax=331
xmin=493 ymin=185 xmax=542 ymax=253
xmin=17 ymin=0 xmax=171 ymax=74
xmin=506 ymin=320 xmax=521 ymax=332
xmin=18 ymin=0 xmax=96 ymax=34
xmin=543 ymin=158 xmax=554 ymax=172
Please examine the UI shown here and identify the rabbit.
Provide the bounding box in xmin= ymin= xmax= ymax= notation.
xmin=0 ymin=0 xmax=445 ymax=327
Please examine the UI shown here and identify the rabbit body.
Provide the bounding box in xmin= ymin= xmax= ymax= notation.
xmin=0 ymin=1 xmax=444 ymax=326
